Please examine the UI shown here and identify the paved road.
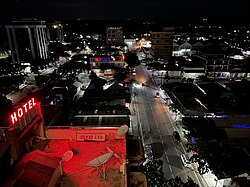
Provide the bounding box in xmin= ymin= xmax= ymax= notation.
xmin=132 ymin=65 xmax=208 ymax=186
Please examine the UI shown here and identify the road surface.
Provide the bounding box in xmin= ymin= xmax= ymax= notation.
xmin=131 ymin=65 xmax=208 ymax=186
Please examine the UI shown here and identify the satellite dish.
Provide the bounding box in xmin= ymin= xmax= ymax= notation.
xmin=62 ymin=151 xmax=73 ymax=162
xmin=107 ymin=146 xmax=120 ymax=159
xmin=117 ymin=125 xmax=128 ymax=136
xmin=86 ymin=152 xmax=114 ymax=167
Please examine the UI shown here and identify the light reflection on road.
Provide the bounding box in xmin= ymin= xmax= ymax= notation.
xmin=132 ymin=65 xmax=206 ymax=186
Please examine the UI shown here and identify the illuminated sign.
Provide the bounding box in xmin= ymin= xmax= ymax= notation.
xmin=233 ymin=124 xmax=250 ymax=128
xmin=90 ymin=57 xmax=110 ymax=62
xmin=10 ymin=98 xmax=36 ymax=125
xmin=89 ymin=56 xmax=124 ymax=62
xmin=77 ymin=133 xmax=105 ymax=141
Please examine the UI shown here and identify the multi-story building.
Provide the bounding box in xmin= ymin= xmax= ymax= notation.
xmin=150 ymin=27 xmax=175 ymax=59
xmin=194 ymin=47 xmax=231 ymax=78
xmin=46 ymin=21 xmax=64 ymax=42
xmin=0 ymin=96 xmax=44 ymax=184
xmin=106 ymin=27 xmax=123 ymax=46
xmin=5 ymin=19 xmax=48 ymax=64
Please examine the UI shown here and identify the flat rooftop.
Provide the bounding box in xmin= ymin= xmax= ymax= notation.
xmin=42 ymin=128 xmax=127 ymax=187
xmin=164 ymin=83 xmax=224 ymax=115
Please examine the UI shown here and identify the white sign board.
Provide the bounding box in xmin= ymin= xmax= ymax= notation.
xmin=77 ymin=133 xmax=105 ymax=142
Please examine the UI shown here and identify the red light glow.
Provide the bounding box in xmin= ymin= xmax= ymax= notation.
xmin=10 ymin=98 xmax=36 ymax=125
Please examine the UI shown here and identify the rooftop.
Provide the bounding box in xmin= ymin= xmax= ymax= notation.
xmin=43 ymin=128 xmax=127 ymax=187
xmin=164 ymin=82 xmax=224 ymax=116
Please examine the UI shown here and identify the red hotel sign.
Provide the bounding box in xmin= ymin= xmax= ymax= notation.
xmin=77 ymin=133 xmax=105 ymax=142
xmin=10 ymin=98 xmax=36 ymax=125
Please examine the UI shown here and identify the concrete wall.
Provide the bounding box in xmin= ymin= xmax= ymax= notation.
xmin=45 ymin=127 xmax=124 ymax=141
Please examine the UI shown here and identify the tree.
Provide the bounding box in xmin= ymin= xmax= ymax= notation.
xmin=183 ymin=176 xmax=199 ymax=187
xmin=141 ymin=159 xmax=167 ymax=186
xmin=124 ymin=52 xmax=140 ymax=68
xmin=141 ymin=159 xmax=198 ymax=186
xmin=114 ymin=72 xmax=127 ymax=83
xmin=89 ymin=71 xmax=97 ymax=79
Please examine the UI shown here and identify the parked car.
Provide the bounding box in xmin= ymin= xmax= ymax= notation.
xmin=172 ymin=131 xmax=181 ymax=142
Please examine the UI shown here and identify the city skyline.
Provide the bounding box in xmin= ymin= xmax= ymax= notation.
xmin=0 ymin=0 xmax=248 ymax=24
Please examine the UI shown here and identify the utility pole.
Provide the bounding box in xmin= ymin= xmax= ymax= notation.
xmin=160 ymin=72 xmax=164 ymax=86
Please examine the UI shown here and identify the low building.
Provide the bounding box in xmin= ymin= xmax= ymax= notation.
xmin=172 ymin=41 xmax=192 ymax=57
xmin=3 ymin=150 xmax=61 ymax=187
xmin=163 ymin=82 xmax=224 ymax=117
xmin=178 ymin=57 xmax=205 ymax=79
xmin=127 ymin=136 xmax=145 ymax=171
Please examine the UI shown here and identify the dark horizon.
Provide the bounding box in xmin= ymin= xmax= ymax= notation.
xmin=0 ymin=0 xmax=248 ymax=27
xmin=0 ymin=16 xmax=248 ymax=28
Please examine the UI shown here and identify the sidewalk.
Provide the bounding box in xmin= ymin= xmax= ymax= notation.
xmin=128 ymin=92 xmax=140 ymax=138
xmin=166 ymin=108 xmax=212 ymax=187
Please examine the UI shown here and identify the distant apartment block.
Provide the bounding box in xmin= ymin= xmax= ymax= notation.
xmin=5 ymin=19 xmax=48 ymax=64
xmin=106 ymin=27 xmax=123 ymax=46
xmin=150 ymin=27 xmax=175 ymax=59
xmin=46 ymin=21 xmax=64 ymax=42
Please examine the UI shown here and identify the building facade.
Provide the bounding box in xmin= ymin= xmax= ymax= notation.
xmin=5 ymin=19 xmax=48 ymax=64
xmin=194 ymin=49 xmax=231 ymax=78
xmin=106 ymin=27 xmax=124 ymax=46
xmin=0 ymin=97 xmax=44 ymax=161
xmin=46 ymin=21 xmax=64 ymax=42
xmin=150 ymin=27 xmax=175 ymax=59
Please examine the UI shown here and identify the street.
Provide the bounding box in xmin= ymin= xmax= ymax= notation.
xmin=131 ymin=65 xmax=208 ymax=186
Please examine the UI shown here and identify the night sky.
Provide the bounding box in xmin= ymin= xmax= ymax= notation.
xmin=0 ymin=0 xmax=248 ymax=23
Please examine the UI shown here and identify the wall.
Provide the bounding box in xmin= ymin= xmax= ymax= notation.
xmin=46 ymin=127 xmax=124 ymax=141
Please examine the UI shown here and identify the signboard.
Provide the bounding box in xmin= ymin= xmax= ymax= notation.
xmin=77 ymin=133 xmax=105 ymax=142
xmin=90 ymin=57 xmax=110 ymax=62
xmin=191 ymin=136 xmax=195 ymax=144
xmin=233 ymin=124 xmax=250 ymax=128
xmin=10 ymin=98 xmax=37 ymax=125
xmin=89 ymin=56 xmax=124 ymax=62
